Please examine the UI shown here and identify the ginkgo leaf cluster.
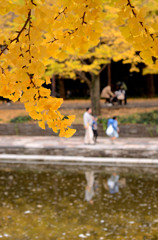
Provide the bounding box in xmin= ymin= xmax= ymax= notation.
xmin=0 ymin=0 xmax=104 ymax=137
xmin=114 ymin=0 xmax=158 ymax=73
xmin=45 ymin=2 xmax=142 ymax=86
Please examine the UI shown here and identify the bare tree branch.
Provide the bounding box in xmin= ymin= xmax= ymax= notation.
xmin=0 ymin=10 xmax=31 ymax=56
xmin=75 ymin=70 xmax=91 ymax=88
xmin=99 ymin=64 xmax=107 ymax=74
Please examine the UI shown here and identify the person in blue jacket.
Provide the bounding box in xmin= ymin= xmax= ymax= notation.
xmin=107 ymin=116 xmax=119 ymax=140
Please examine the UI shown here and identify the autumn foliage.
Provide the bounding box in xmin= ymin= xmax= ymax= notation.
xmin=0 ymin=0 xmax=103 ymax=137
xmin=1 ymin=0 xmax=158 ymax=137
xmin=115 ymin=0 xmax=158 ymax=72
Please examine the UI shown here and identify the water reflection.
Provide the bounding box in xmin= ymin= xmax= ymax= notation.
xmin=103 ymin=173 xmax=126 ymax=194
xmin=84 ymin=171 xmax=127 ymax=206
xmin=85 ymin=171 xmax=95 ymax=204
xmin=0 ymin=165 xmax=157 ymax=239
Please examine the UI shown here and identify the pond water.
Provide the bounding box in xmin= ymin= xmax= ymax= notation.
xmin=0 ymin=164 xmax=158 ymax=240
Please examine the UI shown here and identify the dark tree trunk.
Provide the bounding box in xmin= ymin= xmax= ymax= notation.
xmin=90 ymin=73 xmax=100 ymax=116
xmin=59 ymin=78 xmax=66 ymax=99
xmin=75 ymin=70 xmax=100 ymax=115
xmin=107 ymin=63 xmax=112 ymax=86
xmin=51 ymin=75 xmax=56 ymax=97
xmin=146 ymin=74 xmax=155 ymax=98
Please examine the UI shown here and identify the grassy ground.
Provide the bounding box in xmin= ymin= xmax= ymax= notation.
xmin=60 ymin=107 xmax=158 ymax=124
xmin=0 ymin=98 xmax=158 ymax=124
xmin=0 ymin=109 xmax=29 ymax=123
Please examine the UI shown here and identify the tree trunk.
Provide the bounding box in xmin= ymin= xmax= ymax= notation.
xmin=51 ymin=75 xmax=56 ymax=97
xmin=90 ymin=73 xmax=100 ymax=116
xmin=146 ymin=74 xmax=155 ymax=98
xmin=107 ymin=63 xmax=112 ymax=86
xmin=59 ymin=78 xmax=66 ymax=99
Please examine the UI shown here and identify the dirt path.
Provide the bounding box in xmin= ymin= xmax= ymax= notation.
xmin=0 ymin=98 xmax=158 ymax=124
xmin=0 ymin=98 xmax=158 ymax=110
xmin=61 ymin=98 xmax=158 ymax=109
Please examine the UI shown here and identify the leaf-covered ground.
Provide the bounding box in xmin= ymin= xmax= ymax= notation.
xmin=0 ymin=99 xmax=158 ymax=124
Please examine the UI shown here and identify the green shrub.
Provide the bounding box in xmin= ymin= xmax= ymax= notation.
xmin=98 ymin=118 xmax=108 ymax=130
xmin=99 ymin=109 xmax=158 ymax=129
xmin=10 ymin=115 xmax=32 ymax=123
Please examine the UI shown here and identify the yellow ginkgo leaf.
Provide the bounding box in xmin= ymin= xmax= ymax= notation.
xmin=38 ymin=120 xmax=46 ymax=130
xmin=59 ymin=128 xmax=76 ymax=138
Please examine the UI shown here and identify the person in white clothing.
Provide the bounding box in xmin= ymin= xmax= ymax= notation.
xmin=83 ymin=107 xmax=94 ymax=144
xmin=85 ymin=171 xmax=95 ymax=204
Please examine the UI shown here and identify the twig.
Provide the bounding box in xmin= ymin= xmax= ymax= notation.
xmin=54 ymin=7 xmax=67 ymax=20
xmin=31 ymin=0 xmax=37 ymax=6
xmin=81 ymin=12 xmax=87 ymax=24
xmin=0 ymin=10 xmax=31 ymax=56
